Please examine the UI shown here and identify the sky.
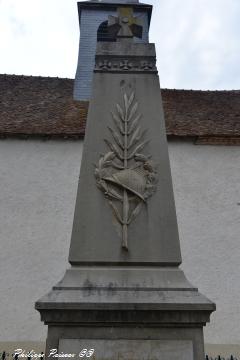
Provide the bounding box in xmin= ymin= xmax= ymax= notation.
xmin=0 ymin=0 xmax=239 ymax=90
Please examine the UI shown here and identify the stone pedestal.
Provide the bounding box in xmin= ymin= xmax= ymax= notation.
xmin=36 ymin=267 xmax=214 ymax=360
xmin=36 ymin=30 xmax=215 ymax=360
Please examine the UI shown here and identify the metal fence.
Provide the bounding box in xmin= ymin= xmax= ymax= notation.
xmin=206 ymin=357 xmax=238 ymax=360
xmin=1 ymin=351 xmax=239 ymax=360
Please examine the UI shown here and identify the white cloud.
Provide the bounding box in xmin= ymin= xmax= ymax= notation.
xmin=0 ymin=0 xmax=239 ymax=89
xmin=0 ymin=0 xmax=79 ymax=77
xmin=150 ymin=0 xmax=240 ymax=89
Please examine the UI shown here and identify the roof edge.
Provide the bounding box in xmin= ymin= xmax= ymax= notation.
xmin=77 ymin=1 xmax=152 ymax=26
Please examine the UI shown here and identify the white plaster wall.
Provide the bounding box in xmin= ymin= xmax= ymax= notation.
xmin=0 ymin=139 xmax=239 ymax=344
xmin=168 ymin=139 xmax=240 ymax=345
xmin=0 ymin=140 xmax=83 ymax=341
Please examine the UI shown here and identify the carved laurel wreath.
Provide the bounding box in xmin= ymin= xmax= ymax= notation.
xmin=95 ymin=92 xmax=158 ymax=251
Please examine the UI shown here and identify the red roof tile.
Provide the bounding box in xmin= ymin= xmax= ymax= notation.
xmin=0 ymin=74 xmax=239 ymax=139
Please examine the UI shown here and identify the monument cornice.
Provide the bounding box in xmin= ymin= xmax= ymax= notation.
xmin=95 ymin=55 xmax=157 ymax=73
xmin=37 ymin=307 xmax=215 ymax=327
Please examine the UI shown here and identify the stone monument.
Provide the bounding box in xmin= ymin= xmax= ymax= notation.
xmin=36 ymin=3 xmax=215 ymax=359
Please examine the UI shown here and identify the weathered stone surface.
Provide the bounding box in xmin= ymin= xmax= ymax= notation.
xmin=59 ymin=339 xmax=193 ymax=360
xmin=69 ymin=70 xmax=181 ymax=265
xmin=53 ymin=267 xmax=196 ymax=290
xmin=36 ymin=8 xmax=215 ymax=360
xmin=36 ymin=38 xmax=215 ymax=360
xmin=43 ymin=325 xmax=206 ymax=360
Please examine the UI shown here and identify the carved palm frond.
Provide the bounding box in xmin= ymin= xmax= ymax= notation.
xmin=104 ymin=139 xmax=123 ymax=160
xmin=112 ymin=112 xmax=124 ymax=134
xmin=127 ymin=140 xmax=149 ymax=160
xmin=95 ymin=91 xmax=158 ymax=251
xmin=128 ymin=102 xmax=138 ymax=122
xmin=128 ymin=114 xmax=141 ymax=135
xmin=108 ymin=126 xmax=124 ymax=149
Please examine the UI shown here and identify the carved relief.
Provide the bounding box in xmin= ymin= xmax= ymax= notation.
xmin=140 ymin=61 xmax=154 ymax=70
xmin=95 ymin=57 xmax=157 ymax=73
xmin=119 ymin=60 xmax=133 ymax=70
xmin=95 ymin=92 xmax=158 ymax=251
xmin=98 ymin=60 xmax=112 ymax=70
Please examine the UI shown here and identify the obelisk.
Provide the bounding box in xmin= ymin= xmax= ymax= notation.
xmin=36 ymin=5 xmax=215 ymax=360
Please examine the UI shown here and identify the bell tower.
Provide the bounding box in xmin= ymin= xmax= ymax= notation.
xmin=73 ymin=0 xmax=152 ymax=101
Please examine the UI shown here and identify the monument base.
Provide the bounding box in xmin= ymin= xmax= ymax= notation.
xmin=59 ymin=336 xmax=194 ymax=360
xmin=36 ymin=267 xmax=215 ymax=360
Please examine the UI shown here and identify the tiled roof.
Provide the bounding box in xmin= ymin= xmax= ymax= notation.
xmin=163 ymin=88 xmax=240 ymax=137
xmin=0 ymin=74 xmax=86 ymax=137
xmin=0 ymin=74 xmax=239 ymax=140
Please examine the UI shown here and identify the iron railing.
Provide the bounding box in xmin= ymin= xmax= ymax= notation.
xmin=206 ymin=356 xmax=238 ymax=360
